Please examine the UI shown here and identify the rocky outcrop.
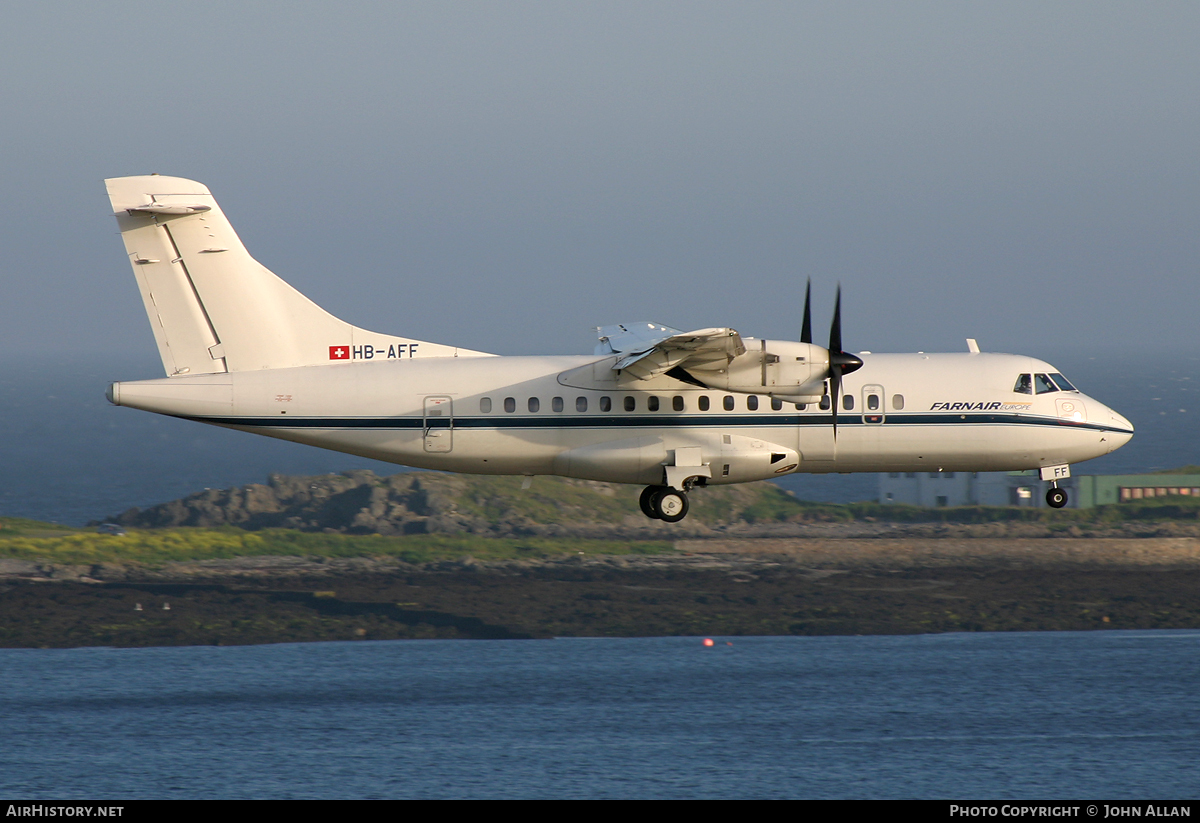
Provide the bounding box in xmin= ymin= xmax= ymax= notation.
xmin=98 ymin=471 xmax=702 ymax=536
xmin=93 ymin=470 xmax=1200 ymax=539
xmin=100 ymin=471 xmax=476 ymax=534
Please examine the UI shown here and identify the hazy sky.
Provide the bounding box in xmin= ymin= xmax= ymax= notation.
xmin=3 ymin=2 xmax=1198 ymax=372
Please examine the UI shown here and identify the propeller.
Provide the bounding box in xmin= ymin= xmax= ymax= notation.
xmin=825 ymin=285 xmax=863 ymax=439
xmin=800 ymin=279 xmax=813 ymax=345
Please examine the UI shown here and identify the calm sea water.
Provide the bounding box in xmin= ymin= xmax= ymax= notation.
xmin=2 ymin=351 xmax=1198 ymax=525
xmin=1 ymin=632 xmax=1197 ymax=799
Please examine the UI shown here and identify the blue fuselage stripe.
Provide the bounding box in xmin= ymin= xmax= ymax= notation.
xmin=182 ymin=413 xmax=1132 ymax=435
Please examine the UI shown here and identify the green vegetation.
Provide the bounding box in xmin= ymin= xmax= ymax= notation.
xmin=1151 ymin=465 xmax=1200 ymax=475
xmin=0 ymin=517 xmax=86 ymax=537
xmin=449 ymin=475 xmax=636 ymax=525
xmin=8 ymin=472 xmax=1200 ymax=568
xmin=701 ymin=485 xmax=1200 ymax=525
xmin=410 ymin=473 xmax=805 ymax=528
xmin=0 ymin=526 xmax=674 ymax=566
xmin=442 ymin=475 xmax=1200 ymax=526
xmin=787 ymin=496 xmax=1200 ymax=524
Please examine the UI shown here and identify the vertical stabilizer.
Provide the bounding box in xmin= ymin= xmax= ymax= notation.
xmin=105 ymin=175 xmax=490 ymax=376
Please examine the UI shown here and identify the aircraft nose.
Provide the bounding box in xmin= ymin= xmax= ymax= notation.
xmin=1100 ymin=406 xmax=1134 ymax=453
xmin=1110 ymin=410 xmax=1134 ymax=432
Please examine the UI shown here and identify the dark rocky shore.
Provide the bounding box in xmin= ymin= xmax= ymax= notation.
xmin=3 ymin=471 xmax=1194 ymax=647
xmin=4 ymin=538 xmax=1200 ymax=647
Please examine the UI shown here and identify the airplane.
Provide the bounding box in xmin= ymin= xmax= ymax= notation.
xmin=103 ymin=174 xmax=1134 ymax=522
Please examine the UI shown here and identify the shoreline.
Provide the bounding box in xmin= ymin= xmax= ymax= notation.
xmin=3 ymin=537 xmax=1200 ymax=648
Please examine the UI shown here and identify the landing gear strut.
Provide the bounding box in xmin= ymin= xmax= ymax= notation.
xmin=639 ymin=485 xmax=690 ymax=523
xmin=1046 ymin=485 xmax=1068 ymax=509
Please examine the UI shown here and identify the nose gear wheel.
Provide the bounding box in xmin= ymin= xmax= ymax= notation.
xmin=1046 ymin=487 xmax=1068 ymax=508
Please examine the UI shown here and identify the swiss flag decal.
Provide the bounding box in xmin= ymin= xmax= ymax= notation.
xmin=329 ymin=345 xmax=350 ymax=360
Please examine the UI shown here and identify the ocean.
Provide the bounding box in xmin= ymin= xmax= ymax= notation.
xmin=1 ymin=632 xmax=1197 ymax=799
xmin=2 ymin=353 xmax=1199 ymax=799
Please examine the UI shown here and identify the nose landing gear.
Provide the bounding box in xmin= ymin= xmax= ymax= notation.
xmin=1040 ymin=464 xmax=1072 ymax=509
xmin=639 ymin=485 xmax=691 ymax=523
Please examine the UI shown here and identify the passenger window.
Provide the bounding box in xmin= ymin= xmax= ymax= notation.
xmin=1014 ymin=374 xmax=1033 ymax=395
xmin=600 ymin=396 xmax=612 ymax=412
xmin=892 ymin=394 xmax=904 ymax=410
xmin=480 ymin=397 xmax=492 ymax=413
xmin=504 ymin=397 xmax=516 ymax=413
xmin=673 ymin=396 xmax=685 ymax=412
xmin=867 ymin=394 xmax=880 ymax=411
xmin=648 ymin=396 xmax=660 ymax=412
xmin=528 ymin=397 xmax=540 ymax=413
xmin=819 ymin=396 xmax=831 ymax=411
xmin=843 ymin=395 xmax=854 ymax=411
xmin=576 ymin=397 xmax=588 ymax=412
xmin=795 ymin=403 xmax=806 ymax=411
xmin=747 ymin=396 xmax=758 ymax=411
xmin=624 ymin=396 xmax=636 ymax=412
xmin=552 ymin=397 xmax=564 ymax=412
xmin=698 ymin=396 xmax=710 ymax=412
xmin=723 ymin=396 xmax=735 ymax=411
xmin=1034 ymin=373 xmax=1057 ymax=394
xmin=771 ymin=398 xmax=783 ymax=411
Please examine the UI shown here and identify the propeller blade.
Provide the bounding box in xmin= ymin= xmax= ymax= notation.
xmin=829 ymin=285 xmax=842 ymax=357
xmin=801 ymin=280 xmax=812 ymax=345
xmin=829 ymin=286 xmax=843 ymax=438
xmin=824 ymin=285 xmax=863 ymax=440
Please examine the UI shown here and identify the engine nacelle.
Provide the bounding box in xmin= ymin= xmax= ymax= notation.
xmin=708 ymin=433 xmax=800 ymax=484
xmin=688 ymin=340 xmax=829 ymax=400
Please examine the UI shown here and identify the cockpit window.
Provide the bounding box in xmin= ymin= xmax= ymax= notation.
xmin=1034 ymin=373 xmax=1057 ymax=394
xmin=1013 ymin=374 xmax=1032 ymax=395
xmin=1049 ymin=373 xmax=1077 ymax=392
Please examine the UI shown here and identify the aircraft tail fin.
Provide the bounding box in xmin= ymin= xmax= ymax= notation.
xmin=105 ymin=175 xmax=490 ymax=376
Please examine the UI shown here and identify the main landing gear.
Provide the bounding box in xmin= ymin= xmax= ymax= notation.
xmin=640 ymin=485 xmax=690 ymax=523
xmin=1046 ymin=485 xmax=1068 ymax=509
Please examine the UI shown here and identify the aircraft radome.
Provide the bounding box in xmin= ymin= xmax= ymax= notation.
xmin=104 ymin=175 xmax=1134 ymax=522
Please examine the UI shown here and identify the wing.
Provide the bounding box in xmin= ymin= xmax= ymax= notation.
xmin=595 ymin=322 xmax=746 ymax=380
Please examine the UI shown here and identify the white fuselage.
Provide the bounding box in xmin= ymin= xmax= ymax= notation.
xmin=109 ymin=349 xmax=1134 ymax=487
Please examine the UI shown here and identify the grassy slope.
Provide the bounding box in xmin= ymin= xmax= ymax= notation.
xmin=0 ymin=526 xmax=674 ymax=566
xmin=6 ymin=473 xmax=1200 ymax=566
